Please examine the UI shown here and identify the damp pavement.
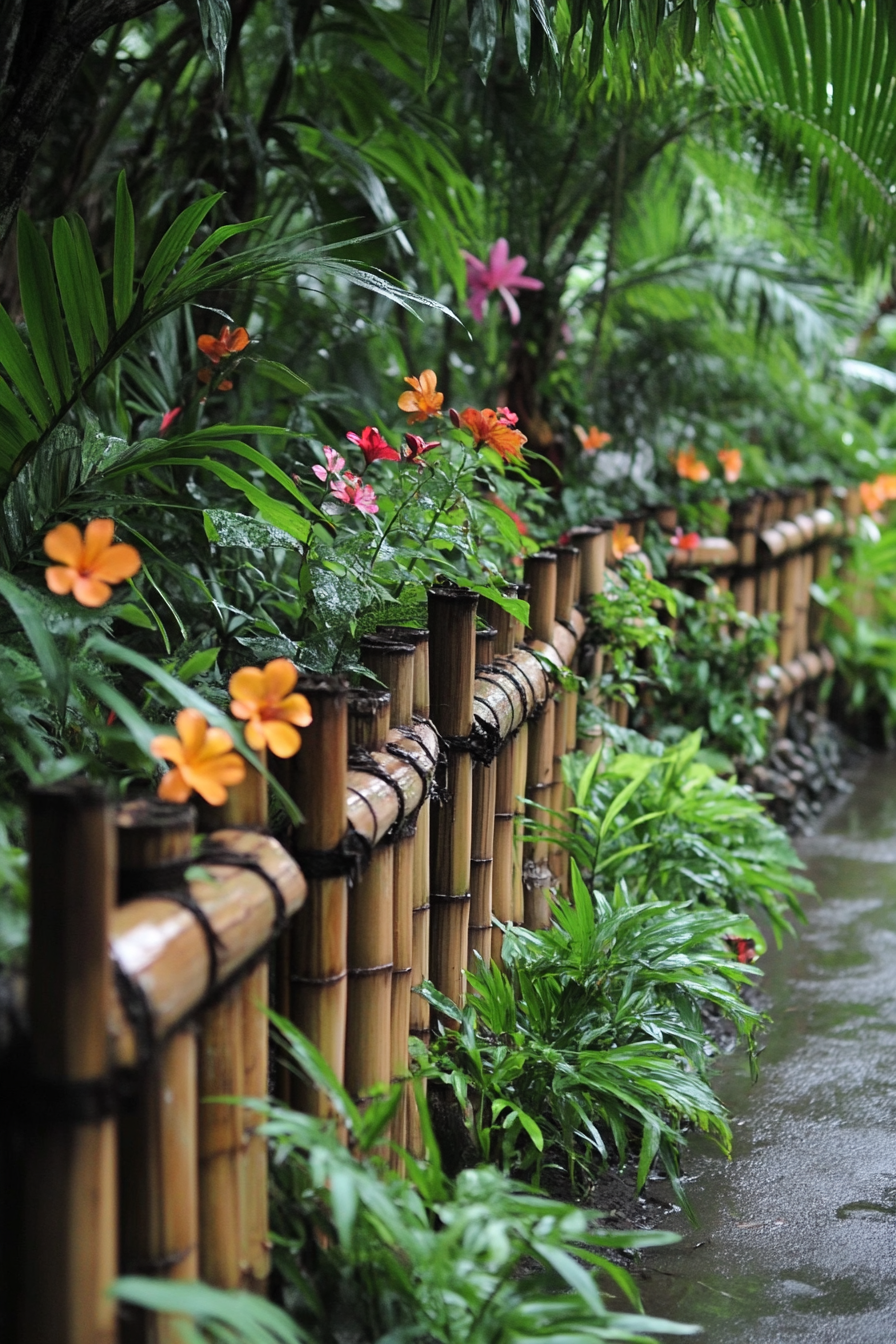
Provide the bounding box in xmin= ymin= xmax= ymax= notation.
xmin=635 ymin=757 xmax=896 ymax=1343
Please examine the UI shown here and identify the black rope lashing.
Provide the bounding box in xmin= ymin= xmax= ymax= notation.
xmin=118 ymin=855 xmax=191 ymax=901
xmin=197 ymin=845 xmax=289 ymax=936
xmin=140 ymin=889 xmax=224 ymax=999
xmin=348 ymin=746 xmax=406 ymax=842
xmin=291 ymin=828 xmax=372 ymax=882
xmin=495 ymin=655 xmax=542 ymax=711
xmin=384 ymin=741 xmax=434 ymax=837
xmin=557 ymin=617 xmax=578 ymax=638
xmin=440 ymin=715 xmax=503 ymax=765
xmin=474 ymin=670 xmax=519 ymax=721
xmin=0 ymin=1070 xmax=121 ymax=1124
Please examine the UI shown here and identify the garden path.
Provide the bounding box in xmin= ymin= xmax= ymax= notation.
xmin=636 ymin=756 xmax=896 ymax=1342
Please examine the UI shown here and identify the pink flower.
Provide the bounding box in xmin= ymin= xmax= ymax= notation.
xmin=330 ymin=471 xmax=379 ymax=514
xmin=160 ymin=407 xmax=182 ymax=435
xmin=403 ymin=433 xmax=441 ymax=464
xmin=346 ymin=426 xmax=400 ymax=465
xmin=671 ymin=527 xmax=701 ymax=551
xmin=460 ymin=239 xmax=544 ymax=325
xmin=496 ymin=406 xmax=519 ymax=426
xmin=313 ymin=446 xmax=346 ymax=481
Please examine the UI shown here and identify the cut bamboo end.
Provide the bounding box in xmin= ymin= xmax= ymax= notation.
xmin=117 ymin=797 xmax=196 ymax=900
xmin=347 ymin=687 xmax=391 ymax=751
xmin=524 ymin=552 xmax=558 ymax=644
xmin=549 ymin=545 xmax=580 ymax=623
xmin=479 ymin=585 xmax=520 ymax=656
xmin=476 ymin=625 xmax=498 ymax=669
xmin=361 ymin=634 xmax=416 ymax=728
xmin=21 ymin=781 xmax=117 ymax=1344
xmin=567 ymin=526 xmax=608 ymax=599
xmin=377 ymin=627 xmax=431 ymax=719
xmin=428 ymin=586 xmax=478 ymax=737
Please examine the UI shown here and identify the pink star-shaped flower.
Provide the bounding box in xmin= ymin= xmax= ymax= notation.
xmin=460 ymin=239 xmax=544 ymax=325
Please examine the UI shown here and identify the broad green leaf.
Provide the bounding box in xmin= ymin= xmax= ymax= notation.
xmin=204 ymin=509 xmax=302 ymax=551
xmin=0 ymin=572 xmax=69 ymax=716
xmin=113 ymin=171 xmax=135 ymax=329
xmin=251 ymin=357 xmax=311 ymax=396
xmin=197 ymin=0 xmax=233 ymax=81
xmin=52 ymin=218 xmax=94 ymax=377
xmin=177 ymin=646 xmax=220 ymax=680
xmin=5 ymin=268 xmax=49 ymax=429
xmin=141 ymin=193 xmax=223 ymax=305
xmin=69 ymin=214 xmax=109 ymax=351
xmin=112 ymin=602 xmax=154 ymax=629
xmin=17 ymin=212 xmax=72 ymax=410
xmin=513 ymin=0 xmax=532 ymax=68
xmin=111 ymin=1277 xmax=305 ymax=1343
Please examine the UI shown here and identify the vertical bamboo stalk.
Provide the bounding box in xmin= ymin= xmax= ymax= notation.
xmin=19 ymin=781 xmax=117 ymax=1344
xmin=277 ymin=678 xmax=349 ymax=1116
xmin=511 ymin=719 xmax=529 ymax=924
xmin=468 ymin=758 xmax=497 ymax=968
xmin=201 ymin=767 xmax=272 ymax=1293
xmin=362 ymin=636 xmax=417 ymax=1150
xmin=117 ymin=801 xmax=200 ymax=1343
xmin=428 ymin=587 xmax=477 ymax=1010
xmin=524 ymin=552 xmax=558 ymax=644
xmin=524 ymin=698 xmax=556 ymax=929
xmin=345 ymin=844 xmax=395 ymax=1096
xmin=479 ymin=584 xmax=521 ymax=656
xmin=491 ymin=728 xmax=516 ymax=964
xmin=569 ymin=526 xmax=608 ymax=601
xmin=551 ymin=545 xmax=580 ymax=625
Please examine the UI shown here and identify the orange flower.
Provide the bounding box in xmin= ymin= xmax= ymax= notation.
xmin=860 ymin=479 xmax=886 ymax=513
xmin=228 ymin=658 xmax=312 ymax=758
xmin=611 ymin=522 xmax=641 ymax=561
xmin=151 ymin=708 xmax=246 ymax=805
xmin=574 ymin=424 xmax=613 ymax=452
xmin=197 ymin=368 xmax=234 ymax=391
xmin=43 ymin=519 xmax=141 ymax=608
xmin=876 ymin=473 xmax=896 ymax=501
xmin=675 ymin=445 xmax=710 ymax=483
xmin=459 ymin=407 xmax=527 ymax=462
xmin=197 ymin=324 xmax=250 ymax=364
xmin=717 ymin=446 xmax=743 ymax=484
xmin=398 ymin=369 xmax=443 ymax=423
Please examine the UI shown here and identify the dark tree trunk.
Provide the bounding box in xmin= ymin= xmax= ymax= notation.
xmin=0 ymin=0 xmax=166 ymax=246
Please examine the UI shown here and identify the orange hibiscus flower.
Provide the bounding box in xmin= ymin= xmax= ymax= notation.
xmin=43 ymin=519 xmax=141 ymax=608
xmin=574 ymin=424 xmax=612 ymax=452
xmin=611 ymin=522 xmax=641 ymax=561
xmin=398 ymin=369 xmax=444 ymax=423
xmin=876 ymin=473 xmax=896 ymax=501
xmin=197 ymin=324 xmax=250 ymax=364
xmin=151 ymin=708 xmax=246 ymax=805
xmin=459 ymin=407 xmax=527 ymax=462
xmin=717 ymin=446 xmax=743 ymax=484
xmin=675 ymin=445 xmax=710 ymax=483
xmin=229 ymin=659 xmax=312 ymax=758
xmin=860 ymin=479 xmax=886 ymax=513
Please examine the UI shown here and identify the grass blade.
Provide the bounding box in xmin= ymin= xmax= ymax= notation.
xmin=17 ymin=212 xmax=72 ymax=409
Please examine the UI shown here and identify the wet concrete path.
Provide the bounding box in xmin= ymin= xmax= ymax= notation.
xmin=636 ymin=758 xmax=896 ymax=1342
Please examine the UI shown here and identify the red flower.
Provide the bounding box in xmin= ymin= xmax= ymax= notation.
xmin=197 ymin=324 xmax=250 ymax=364
xmin=459 ymin=408 xmax=527 ymax=462
xmin=346 ymin=426 xmax=401 ymax=465
xmin=403 ymin=433 xmax=441 ymax=464
xmin=160 ymin=407 xmax=182 ymax=435
xmin=724 ymin=935 xmax=758 ymax=964
xmin=671 ymin=527 xmax=701 ymax=551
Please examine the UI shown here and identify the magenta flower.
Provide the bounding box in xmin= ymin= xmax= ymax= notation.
xmin=346 ymin=426 xmax=401 ymax=465
xmin=330 ymin=471 xmax=379 ymax=515
xmin=496 ymin=405 xmax=519 ymax=426
xmin=160 ymin=406 xmax=182 ymax=435
xmin=313 ymin=446 xmax=346 ymax=481
xmin=460 ymin=239 xmax=544 ymax=325
xmin=403 ymin=433 xmax=441 ymax=465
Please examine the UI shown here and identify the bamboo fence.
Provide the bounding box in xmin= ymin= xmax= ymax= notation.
xmin=0 ymin=481 xmax=850 ymax=1341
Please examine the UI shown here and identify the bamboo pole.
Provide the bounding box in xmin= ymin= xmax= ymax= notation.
xmin=18 ymin=781 xmax=117 ymax=1344
xmin=276 ymin=678 xmax=349 ymax=1116
xmin=468 ymin=625 xmax=499 ymax=969
xmin=116 ymin=800 xmax=199 ymax=1344
xmin=523 ymin=698 xmax=556 ymax=929
xmin=524 ymin=552 xmax=558 ymax=645
xmin=360 ymin=637 xmax=418 ymax=1147
xmin=428 ymin=586 xmax=477 ymax=1011
xmin=730 ymin=493 xmax=762 ymax=616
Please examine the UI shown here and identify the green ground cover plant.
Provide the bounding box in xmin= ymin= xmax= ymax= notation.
xmin=114 ymin=1021 xmax=694 ymax=1344
xmin=420 ymin=859 xmax=762 ymax=1212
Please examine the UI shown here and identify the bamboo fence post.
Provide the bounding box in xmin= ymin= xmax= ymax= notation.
xmin=276 ymin=678 xmax=349 ymax=1116
xmin=468 ymin=626 xmax=498 ymax=968
xmin=197 ymin=763 xmax=273 ymax=1293
xmin=511 ymin=714 xmax=529 ymax=925
xmin=522 ymin=553 xmax=558 ymax=928
xmin=549 ymin=546 xmax=580 ymax=896
xmin=360 ymin=636 xmax=419 ymax=1146
xmin=375 ymin=629 xmax=432 ymax=1158
xmin=569 ymin=525 xmax=608 ymax=722
xmin=18 ymin=781 xmax=117 ymax=1344
xmin=116 ymin=800 xmax=200 ymax=1343
xmin=730 ymin=493 xmax=762 ymax=615
xmin=428 ymin=586 xmax=478 ymax=1011
xmin=810 ymin=480 xmax=836 ymax=646
xmin=480 ymin=594 xmax=520 ymax=967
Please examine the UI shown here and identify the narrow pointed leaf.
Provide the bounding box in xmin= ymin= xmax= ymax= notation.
xmin=141 ymin=193 xmax=223 ymax=305
xmin=113 ymin=171 xmax=136 ymax=329
xmin=52 ymin=218 xmax=94 ymax=377
xmin=0 ymin=304 xmax=51 ymax=427
xmin=17 ymin=212 xmax=72 ymax=409
xmin=70 ymin=214 xmax=109 ymax=350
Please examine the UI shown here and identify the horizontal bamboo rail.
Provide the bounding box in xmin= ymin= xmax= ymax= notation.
xmin=2 ymin=480 xmax=855 ymax=1341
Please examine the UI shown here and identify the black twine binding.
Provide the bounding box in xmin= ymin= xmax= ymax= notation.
xmin=349 ymin=747 xmax=406 ymax=841
xmin=143 ymin=890 xmax=224 ymax=998
xmin=113 ymin=960 xmax=156 ymax=1066
xmin=118 ymin=855 xmax=191 ymax=901
xmin=291 ymin=829 xmax=372 ymax=882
